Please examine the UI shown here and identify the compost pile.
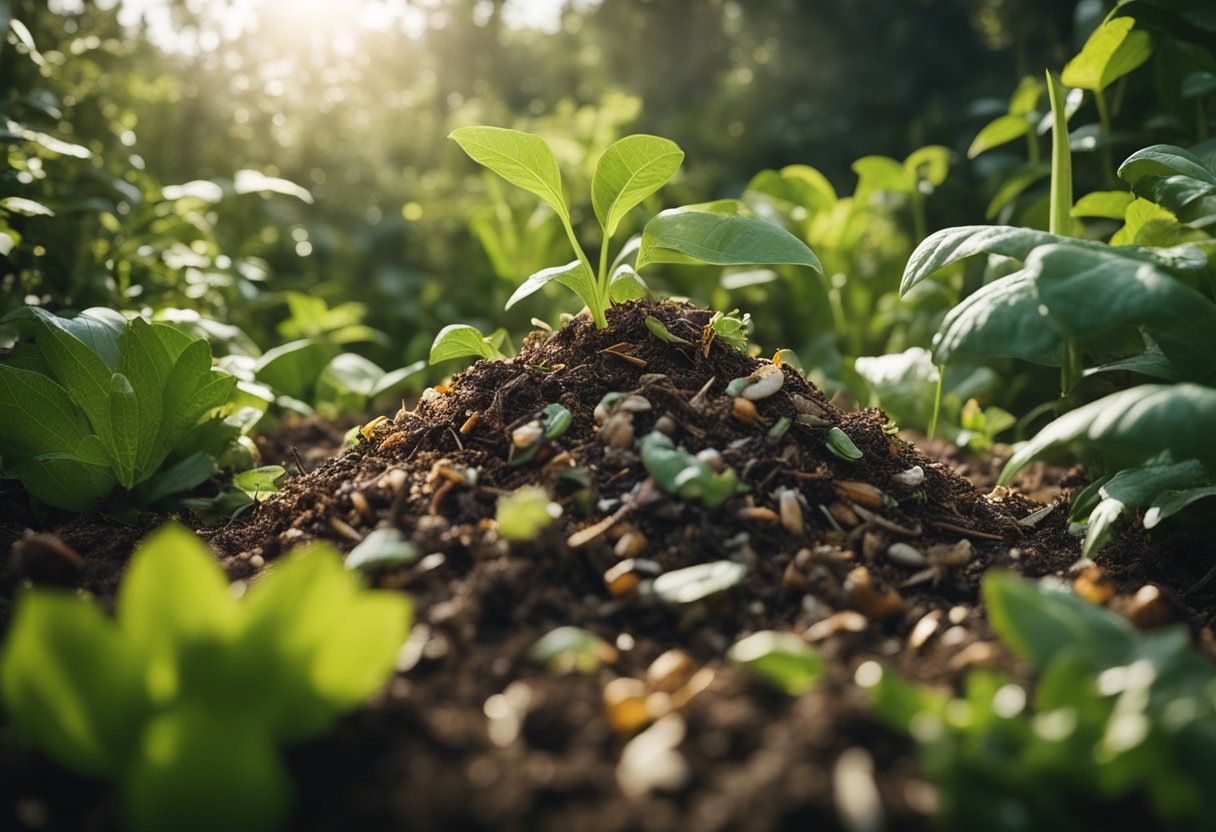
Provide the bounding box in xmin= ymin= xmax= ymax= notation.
xmin=3 ymin=301 xmax=1203 ymax=832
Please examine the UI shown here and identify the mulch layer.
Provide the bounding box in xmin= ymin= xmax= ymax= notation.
xmin=3 ymin=300 xmax=1214 ymax=832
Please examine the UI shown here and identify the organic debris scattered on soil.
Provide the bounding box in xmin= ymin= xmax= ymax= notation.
xmin=4 ymin=300 xmax=1214 ymax=832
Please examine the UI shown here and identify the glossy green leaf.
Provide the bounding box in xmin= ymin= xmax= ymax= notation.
xmin=1072 ymin=190 xmax=1134 ymax=219
xmin=1118 ymin=144 xmax=1216 ymax=190
xmin=0 ymin=363 xmax=90 ymax=459
xmin=609 ymin=264 xmax=649 ymax=301
xmin=1144 ymin=484 xmax=1216 ymax=529
xmin=900 ymin=224 xmax=1207 ymax=296
xmin=592 ymin=134 xmax=683 ymax=237
xmin=253 ymin=340 xmax=330 ymax=401
xmin=1061 ymin=17 xmax=1153 ymax=93
xmin=983 ymin=572 xmax=1135 ymax=671
xmin=125 ymin=706 xmax=291 ymax=832
xmin=1030 ymin=244 xmax=1216 ymax=380
xmin=1079 ymin=460 xmax=1209 ymax=556
xmin=637 ymin=205 xmax=822 ymax=273
xmin=505 ymin=259 xmax=596 ymax=312
xmin=728 ymin=631 xmax=824 ymax=695
xmin=1110 ymin=198 xmax=1203 ymax=247
xmin=429 ymin=323 xmax=502 ymax=364
xmin=231 ymin=465 xmax=285 ymax=500
xmin=117 ymin=524 xmax=239 ymax=679
xmin=239 ymin=546 xmax=411 ymax=741
xmin=825 ymin=426 xmax=864 ymax=461
xmin=11 ymin=450 xmax=118 ymax=511
xmin=968 ymin=114 xmax=1033 ymax=159
xmin=1000 ymin=384 xmax=1216 ymax=484
xmin=1 ymin=592 xmax=148 ymax=778
xmin=652 ymin=560 xmax=748 ymax=605
xmin=932 ymin=271 xmax=1062 ymax=367
xmin=449 ymin=127 xmax=569 ymax=223
xmin=644 ymin=315 xmax=691 ymax=344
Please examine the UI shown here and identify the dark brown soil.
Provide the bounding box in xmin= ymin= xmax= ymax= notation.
xmin=3 ymin=301 xmax=1212 ymax=832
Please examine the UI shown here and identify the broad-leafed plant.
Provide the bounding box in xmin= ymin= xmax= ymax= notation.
xmin=0 ymin=523 xmax=410 ymax=832
xmin=0 ymin=307 xmax=244 ymax=511
xmin=443 ymin=126 xmax=820 ymax=337
xmin=900 ymin=6 xmax=1216 ymax=556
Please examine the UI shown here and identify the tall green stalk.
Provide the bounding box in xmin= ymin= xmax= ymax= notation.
xmin=1047 ymin=70 xmax=1080 ymax=396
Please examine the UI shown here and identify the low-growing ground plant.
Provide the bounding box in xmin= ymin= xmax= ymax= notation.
xmin=0 ymin=307 xmax=246 ymax=511
xmin=0 ymin=523 xmax=410 ymax=832
xmin=859 ymin=572 xmax=1216 ymax=831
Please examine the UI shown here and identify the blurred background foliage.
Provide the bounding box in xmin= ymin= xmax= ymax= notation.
xmin=0 ymin=0 xmax=1138 ymax=417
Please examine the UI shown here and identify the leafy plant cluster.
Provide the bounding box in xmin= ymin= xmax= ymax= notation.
xmin=860 ymin=572 xmax=1216 ymax=831
xmin=0 ymin=524 xmax=410 ymax=832
xmin=898 ymin=1 xmax=1216 ymax=552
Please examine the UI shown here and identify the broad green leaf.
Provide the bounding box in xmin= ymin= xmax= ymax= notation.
xmin=609 ymin=264 xmax=649 ymax=301
xmin=12 ymin=449 xmax=117 ymax=511
xmin=0 ymin=363 xmax=90 ymax=459
xmin=34 ymin=317 xmax=115 ymax=444
xmin=368 ymin=360 xmax=426 ymax=399
xmin=1079 ymin=460 xmax=1209 ymax=556
xmin=1110 ymin=198 xmax=1204 ymax=247
xmin=133 ymin=452 xmax=216 ymax=507
xmin=983 ymin=572 xmax=1135 ymax=671
xmin=125 ymin=706 xmax=291 ymax=832
xmin=231 ymin=465 xmax=285 ymax=499
xmin=239 ymin=546 xmax=411 ymax=741
xmin=0 ymin=196 xmax=53 ymax=216
xmin=637 ymin=206 xmax=821 ymax=273
xmin=855 ymin=662 xmax=947 ymax=732
xmin=119 ymin=320 xmax=178 ymax=479
xmin=728 ymin=631 xmax=824 ymax=695
xmin=1030 ymin=244 xmax=1216 ymax=380
xmin=1144 ymin=484 xmax=1216 ymax=529
xmin=592 ymin=134 xmax=683 ymax=237
xmin=49 ymin=308 xmax=127 ymax=369
xmin=317 ymin=353 xmax=383 ymax=403
xmin=743 ymin=164 xmax=837 ymax=222
xmin=1072 ymin=190 xmax=1134 ymax=219
xmin=1061 ymin=17 xmax=1154 ymax=92
xmin=1000 ymin=384 xmax=1216 ymax=483
xmin=1182 ymin=70 xmax=1216 ymax=98
xmin=0 ymin=591 xmax=148 ymax=778
xmin=968 ymin=114 xmax=1033 ymax=159
xmin=108 ymin=372 xmax=140 ymax=488
xmin=449 ymin=127 xmax=569 ymax=223
xmin=161 ymin=339 xmax=234 ymax=453
xmin=1009 ymin=75 xmax=1046 ymax=115
xmin=253 ymin=339 xmax=330 ymax=401
xmin=496 ymin=485 xmax=560 ymax=541
xmin=1083 ymin=344 xmax=1184 ymax=382
xmin=853 ymin=155 xmax=913 ymax=198
xmin=986 ymin=164 xmax=1050 ymax=220
xmin=904 ymin=145 xmax=954 ymax=188
xmin=932 ymin=271 xmax=1062 ymax=367
xmin=1118 ymin=144 xmax=1216 ymax=190
xmin=429 ymin=323 xmax=500 ymax=364
xmin=117 ymin=524 xmax=239 ymax=689
xmin=652 ymin=560 xmax=748 ymax=605
xmin=505 ymin=259 xmax=593 ymax=310
xmin=900 ymin=225 xmax=1208 ymax=296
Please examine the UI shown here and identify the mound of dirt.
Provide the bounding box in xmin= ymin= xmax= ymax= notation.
xmin=3 ymin=300 xmax=1209 ymax=832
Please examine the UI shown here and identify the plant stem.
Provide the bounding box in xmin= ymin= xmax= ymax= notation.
xmin=928 ymin=364 xmax=944 ymax=440
xmin=1060 ymin=339 xmax=1083 ymax=397
xmin=1047 ymin=70 xmax=1073 ymax=239
xmin=1094 ymin=88 xmax=1116 ymax=188
xmin=1026 ymin=131 xmax=1040 ymax=165
xmin=597 ymin=236 xmax=611 ymax=309
xmin=559 ymin=217 xmax=606 ymax=328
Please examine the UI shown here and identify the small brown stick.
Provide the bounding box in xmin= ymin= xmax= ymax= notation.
xmin=291 ymin=446 xmax=309 ymax=475
xmin=927 ymin=519 xmax=1005 ymax=541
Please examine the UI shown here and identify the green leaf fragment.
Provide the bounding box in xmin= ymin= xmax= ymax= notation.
xmin=640 ymin=432 xmax=745 ymax=510
xmin=825 ymin=427 xmax=863 ymax=461
xmin=345 ymin=528 xmax=420 ymax=572
xmin=728 ymin=631 xmax=824 ymax=695
xmin=496 ymin=485 xmax=560 ymax=541
xmin=644 ymin=315 xmax=691 ymax=345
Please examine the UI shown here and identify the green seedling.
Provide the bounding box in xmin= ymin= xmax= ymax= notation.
xmin=428 ymin=323 xmax=510 ymax=365
xmin=640 ymin=432 xmax=746 ymax=510
xmin=529 ymin=626 xmax=614 ymax=674
xmin=496 ymin=485 xmax=561 ymax=540
xmin=859 ymin=572 xmax=1216 ymax=830
xmin=450 ymin=126 xmax=820 ymax=329
xmin=0 ymin=523 xmax=411 ymax=832
xmin=644 ymin=315 xmax=691 ymax=344
xmin=0 ymin=307 xmax=242 ymax=511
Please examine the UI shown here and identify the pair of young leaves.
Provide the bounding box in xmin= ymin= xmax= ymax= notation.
xmin=0 ymin=308 xmax=237 ymax=510
xmin=447 ymin=126 xmax=821 ymax=330
xmin=0 ymin=524 xmax=410 ymax=832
